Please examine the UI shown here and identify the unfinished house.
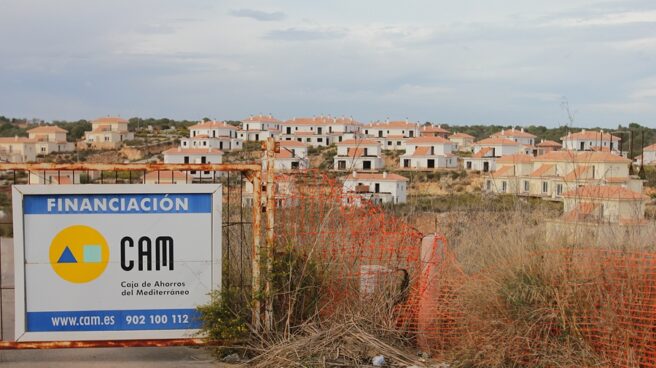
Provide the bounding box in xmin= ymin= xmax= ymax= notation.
xmin=464 ymin=137 xmax=524 ymax=172
xmin=83 ymin=117 xmax=134 ymax=149
xmin=182 ymin=120 xmax=242 ymax=151
xmin=162 ymin=147 xmax=223 ymax=181
xmin=400 ymin=136 xmax=458 ymax=169
xmin=333 ymin=139 xmax=384 ymax=171
xmin=561 ymin=129 xmax=621 ymax=153
xmin=362 ymin=120 xmax=420 ymax=151
xmin=238 ymin=114 xmax=281 ymax=142
xmin=546 ymin=185 xmax=650 ymax=244
xmin=270 ymin=140 xmax=309 ymax=171
xmin=485 ymin=151 xmax=643 ymax=201
xmin=448 ymin=132 xmax=475 ymax=152
xmin=341 ymin=171 xmax=408 ymax=206
xmin=27 ymin=125 xmax=75 ymax=155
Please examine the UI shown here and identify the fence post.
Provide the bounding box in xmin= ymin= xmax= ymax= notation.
xmin=251 ymin=171 xmax=262 ymax=331
xmin=264 ymin=138 xmax=276 ymax=332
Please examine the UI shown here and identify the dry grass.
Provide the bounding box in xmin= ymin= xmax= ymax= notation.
xmin=212 ymin=172 xmax=656 ymax=367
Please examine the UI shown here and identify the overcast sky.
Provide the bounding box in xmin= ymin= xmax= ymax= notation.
xmin=1 ymin=0 xmax=655 ymax=127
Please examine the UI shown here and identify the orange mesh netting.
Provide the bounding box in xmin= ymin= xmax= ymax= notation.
xmin=272 ymin=170 xmax=656 ymax=366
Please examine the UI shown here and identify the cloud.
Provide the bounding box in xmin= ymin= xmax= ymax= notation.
xmin=230 ymin=9 xmax=285 ymax=22
xmin=265 ymin=28 xmax=346 ymax=41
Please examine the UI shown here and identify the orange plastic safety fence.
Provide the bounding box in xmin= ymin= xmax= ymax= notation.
xmin=273 ymin=171 xmax=656 ymax=366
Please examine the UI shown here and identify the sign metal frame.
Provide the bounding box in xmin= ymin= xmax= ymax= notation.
xmin=12 ymin=184 xmax=222 ymax=342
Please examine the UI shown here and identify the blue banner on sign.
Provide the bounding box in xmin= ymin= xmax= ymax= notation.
xmin=24 ymin=194 xmax=212 ymax=215
xmin=26 ymin=309 xmax=201 ymax=332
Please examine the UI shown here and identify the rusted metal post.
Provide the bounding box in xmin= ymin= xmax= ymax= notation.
xmin=263 ymin=138 xmax=276 ymax=332
xmin=251 ymin=170 xmax=262 ymax=331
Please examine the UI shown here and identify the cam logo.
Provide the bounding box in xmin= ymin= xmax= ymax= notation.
xmin=49 ymin=225 xmax=109 ymax=283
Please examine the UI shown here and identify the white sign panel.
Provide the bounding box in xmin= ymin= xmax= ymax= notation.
xmin=12 ymin=184 xmax=221 ymax=342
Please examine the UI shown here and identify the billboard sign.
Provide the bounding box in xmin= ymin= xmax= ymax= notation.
xmin=12 ymin=184 xmax=221 ymax=342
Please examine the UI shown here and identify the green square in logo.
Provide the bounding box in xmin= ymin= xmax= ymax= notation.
xmin=83 ymin=245 xmax=102 ymax=263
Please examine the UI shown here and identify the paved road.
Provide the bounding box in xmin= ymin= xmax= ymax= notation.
xmin=0 ymin=238 xmax=230 ymax=367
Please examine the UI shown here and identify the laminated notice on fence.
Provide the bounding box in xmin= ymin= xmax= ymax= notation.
xmin=11 ymin=184 xmax=222 ymax=342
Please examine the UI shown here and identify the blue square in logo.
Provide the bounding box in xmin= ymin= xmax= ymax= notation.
xmin=83 ymin=245 xmax=102 ymax=263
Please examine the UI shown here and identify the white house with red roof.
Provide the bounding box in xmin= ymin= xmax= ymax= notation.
xmin=271 ymin=140 xmax=309 ymax=171
xmin=238 ymin=114 xmax=281 ymax=142
xmin=536 ymin=139 xmax=562 ymax=156
xmin=362 ymin=120 xmax=420 ymax=150
xmin=278 ymin=116 xmax=360 ymax=147
xmin=448 ymin=132 xmax=475 ymax=152
xmin=27 ymin=125 xmax=75 ymax=154
xmin=341 ymin=171 xmax=409 ymax=205
xmin=419 ymin=124 xmax=450 ymax=138
xmin=464 ymin=137 xmax=524 ymax=172
xmin=333 ymin=139 xmax=384 ymax=171
xmin=561 ymin=129 xmax=621 ymax=153
xmin=181 ymin=120 xmax=242 ymax=151
xmin=163 ymin=147 xmax=223 ymax=180
xmin=485 ymin=151 xmax=643 ymax=200
xmin=634 ymin=143 xmax=656 ymax=166
xmin=0 ymin=136 xmax=37 ymax=162
xmin=560 ymin=185 xmax=648 ymax=224
xmin=400 ymin=136 xmax=458 ymax=169
xmin=84 ymin=116 xmax=134 ymax=149
xmin=546 ymin=185 xmax=649 ymax=243
xmin=491 ymin=127 xmax=537 ymax=146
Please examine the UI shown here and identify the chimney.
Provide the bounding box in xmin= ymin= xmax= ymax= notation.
xmin=352 ymin=171 xmax=357 ymax=178
xmin=383 ymin=171 xmax=388 ymax=178
xmin=511 ymin=127 xmax=515 ymax=132
xmin=521 ymin=128 xmax=524 ymax=132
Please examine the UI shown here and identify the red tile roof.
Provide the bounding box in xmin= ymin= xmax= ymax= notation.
xmin=190 ymin=121 xmax=238 ymax=130
xmin=364 ymin=120 xmax=419 ymax=129
xmin=279 ymin=140 xmax=307 ymax=148
xmin=645 ymin=143 xmax=656 ymax=152
xmin=536 ymin=140 xmax=562 ymax=148
xmin=562 ymin=166 xmax=591 ymax=181
xmin=449 ymin=132 xmax=475 ymax=139
xmin=336 ymin=139 xmax=380 ymax=146
xmin=411 ymin=146 xmax=431 ymax=156
xmin=496 ymin=153 xmax=534 ymax=164
xmin=92 ymin=116 xmax=128 ymax=124
xmin=27 ymin=125 xmax=68 ymax=133
xmin=534 ymin=150 xmax=630 ymax=164
xmin=242 ymin=114 xmax=280 ymax=123
xmin=476 ymin=137 xmax=520 ymax=146
xmin=0 ymin=137 xmax=37 ymax=143
xmin=561 ymin=130 xmax=621 ymax=141
xmin=563 ymin=202 xmax=598 ymax=221
xmin=406 ymin=136 xmax=451 ymax=144
xmin=347 ymin=148 xmax=366 ymax=157
xmin=530 ymin=164 xmax=556 ymax=177
xmin=420 ymin=125 xmax=450 ymax=134
xmin=491 ymin=165 xmax=514 ymax=177
xmin=491 ymin=128 xmax=536 ymax=139
xmin=283 ymin=116 xmax=360 ymax=126
xmin=562 ymin=185 xmax=648 ymax=200
xmin=472 ymin=147 xmax=493 ymax=158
